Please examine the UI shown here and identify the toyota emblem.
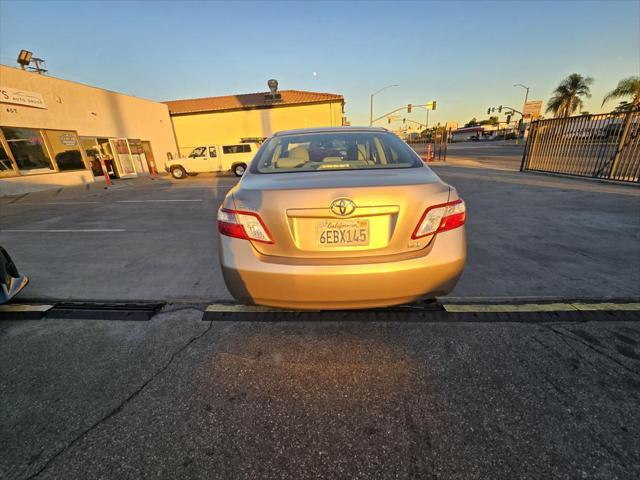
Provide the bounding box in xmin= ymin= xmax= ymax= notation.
xmin=330 ymin=198 xmax=356 ymax=216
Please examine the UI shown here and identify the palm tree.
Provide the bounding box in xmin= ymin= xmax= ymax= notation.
xmin=602 ymin=76 xmax=640 ymax=110
xmin=545 ymin=73 xmax=594 ymax=117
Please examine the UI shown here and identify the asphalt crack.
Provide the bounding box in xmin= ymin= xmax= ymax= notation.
xmin=544 ymin=323 xmax=640 ymax=378
xmin=23 ymin=313 xmax=214 ymax=480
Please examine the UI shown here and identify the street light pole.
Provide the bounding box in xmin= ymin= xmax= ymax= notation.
xmin=514 ymin=83 xmax=530 ymax=144
xmin=369 ymin=84 xmax=398 ymax=126
xmin=514 ymin=83 xmax=530 ymax=113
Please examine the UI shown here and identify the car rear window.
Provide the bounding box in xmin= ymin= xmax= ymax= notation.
xmin=251 ymin=131 xmax=423 ymax=174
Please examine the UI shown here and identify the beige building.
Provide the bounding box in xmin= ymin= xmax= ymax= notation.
xmin=0 ymin=65 xmax=178 ymax=196
xmin=164 ymin=87 xmax=345 ymax=156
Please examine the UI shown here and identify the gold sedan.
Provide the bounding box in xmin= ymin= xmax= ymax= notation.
xmin=218 ymin=127 xmax=466 ymax=310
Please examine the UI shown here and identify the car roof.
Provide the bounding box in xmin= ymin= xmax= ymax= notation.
xmin=272 ymin=126 xmax=389 ymax=137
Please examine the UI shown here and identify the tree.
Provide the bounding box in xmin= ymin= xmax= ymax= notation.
xmin=613 ymin=101 xmax=633 ymax=113
xmin=602 ymin=76 xmax=640 ymax=110
xmin=546 ymin=73 xmax=594 ymax=117
xmin=479 ymin=116 xmax=499 ymax=126
xmin=464 ymin=117 xmax=479 ymax=127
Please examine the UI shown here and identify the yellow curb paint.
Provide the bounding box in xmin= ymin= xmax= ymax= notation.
xmin=0 ymin=304 xmax=53 ymax=312
xmin=572 ymin=303 xmax=640 ymax=311
xmin=443 ymin=303 xmax=577 ymax=313
xmin=206 ymin=304 xmax=298 ymax=313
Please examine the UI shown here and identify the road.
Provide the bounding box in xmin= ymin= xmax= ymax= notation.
xmin=1 ymin=163 xmax=639 ymax=303
xmin=1 ymin=308 xmax=639 ymax=479
xmin=412 ymin=141 xmax=525 ymax=171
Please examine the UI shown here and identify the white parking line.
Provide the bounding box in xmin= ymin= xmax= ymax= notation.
xmin=1 ymin=199 xmax=205 ymax=207
xmin=117 ymin=199 xmax=203 ymax=203
xmin=1 ymin=229 xmax=126 ymax=233
xmin=1 ymin=201 xmax=101 ymax=206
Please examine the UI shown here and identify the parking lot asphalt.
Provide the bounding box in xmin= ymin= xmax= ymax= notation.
xmin=2 ymin=308 xmax=639 ymax=479
xmin=1 ymin=161 xmax=638 ymax=303
xmin=2 ymin=150 xmax=640 ymax=480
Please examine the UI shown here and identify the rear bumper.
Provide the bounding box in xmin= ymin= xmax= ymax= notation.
xmin=219 ymin=228 xmax=466 ymax=310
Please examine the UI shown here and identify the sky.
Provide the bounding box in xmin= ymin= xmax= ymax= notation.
xmin=1 ymin=0 xmax=638 ymax=127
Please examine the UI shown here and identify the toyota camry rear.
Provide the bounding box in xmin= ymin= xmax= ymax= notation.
xmin=217 ymin=127 xmax=466 ymax=309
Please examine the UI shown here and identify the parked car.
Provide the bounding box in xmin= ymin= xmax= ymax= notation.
xmin=165 ymin=142 xmax=260 ymax=178
xmin=217 ymin=127 xmax=467 ymax=310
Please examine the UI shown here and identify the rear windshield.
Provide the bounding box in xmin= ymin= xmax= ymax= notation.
xmin=251 ymin=131 xmax=423 ymax=174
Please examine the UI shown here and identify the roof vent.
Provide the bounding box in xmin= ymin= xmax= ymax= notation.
xmin=265 ymin=79 xmax=281 ymax=103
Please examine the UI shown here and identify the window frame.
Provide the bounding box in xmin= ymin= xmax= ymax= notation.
xmin=0 ymin=130 xmax=19 ymax=177
xmin=1 ymin=125 xmax=57 ymax=175
xmin=42 ymin=128 xmax=90 ymax=172
xmin=222 ymin=144 xmax=251 ymax=154
xmin=189 ymin=146 xmax=206 ymax=158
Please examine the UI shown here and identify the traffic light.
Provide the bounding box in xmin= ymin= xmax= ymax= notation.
xmin=498 ymin=105 xmax=503 ymax=113
xmin=487 ymin=108 xmax=491 ymax=115
xmin=407 ymin=104 xmax=412 ymax=113
xmin=506 ymin=114 xmax=512 ymax=123
xmin=403 ymin=118 xmax=406 ymax=124
xmin=388 ymin=117 xmax=392 ymax=124
xmin=431 ymin=101 xmax=437 ymax=110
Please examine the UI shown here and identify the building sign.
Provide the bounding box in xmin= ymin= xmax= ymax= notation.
xmin=523 ymin=101 xmax=542 ymax=119
xmin=59 ymin=133 xmax=77 ymax=147
xmin=0 ymin=86 xmax=47 ymax=109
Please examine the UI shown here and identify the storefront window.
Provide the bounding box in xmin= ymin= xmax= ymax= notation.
xmin=1 ymin=127 xmax=54 ymax=174
xmin=43 ymin=130 xmax=86 ymax=171
xmin=0 ymin=141 xmax=18 ymax=177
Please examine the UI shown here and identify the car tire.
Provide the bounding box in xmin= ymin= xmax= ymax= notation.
xmin=233 ymin=163 xmax=246 ymax=177
xmin=171 ymin=166 xmax=187 ymax=179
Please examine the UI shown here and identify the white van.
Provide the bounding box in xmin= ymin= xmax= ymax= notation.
xmin=165 ymin=143 xmax=259 ymax=179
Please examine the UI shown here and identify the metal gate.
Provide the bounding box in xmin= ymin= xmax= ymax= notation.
xmin=521 ymin=109 xmax=640 ymax=183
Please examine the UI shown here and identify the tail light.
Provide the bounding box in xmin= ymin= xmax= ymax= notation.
xmin=412 ymin=199 xmax=466 ymax=239
xmin=217 ymin=208 xmax=274 ymax=244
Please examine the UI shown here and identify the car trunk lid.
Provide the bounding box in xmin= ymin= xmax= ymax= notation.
xmin=232 ymin=167 xmax=450 ymax=259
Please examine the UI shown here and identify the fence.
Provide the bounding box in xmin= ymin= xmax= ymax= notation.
xmin=406 ymin=128 xmax=451 ymax=162
xmin=521 ymin=109 xmax=640 ymax=183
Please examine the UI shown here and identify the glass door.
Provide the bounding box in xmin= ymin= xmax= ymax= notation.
xmin=128 ymin=139 xmax=147 ymax=174
xmin=97 ymin=138 xmax=118 ymax=178
xmin=80 ymin=137 xmax=104 ymax=177
xmin=109 ymin=138 xmax=137 ymax=177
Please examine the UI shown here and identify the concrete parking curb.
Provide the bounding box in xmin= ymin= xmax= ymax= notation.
xmin=202 ymin=301 xmax=640 ymax=322
xmin=1 ymin=300 xmax=638 ymax=322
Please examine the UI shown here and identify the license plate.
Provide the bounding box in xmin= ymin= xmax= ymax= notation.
xmin=316 ymin=219 xmax=369 ymax=247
